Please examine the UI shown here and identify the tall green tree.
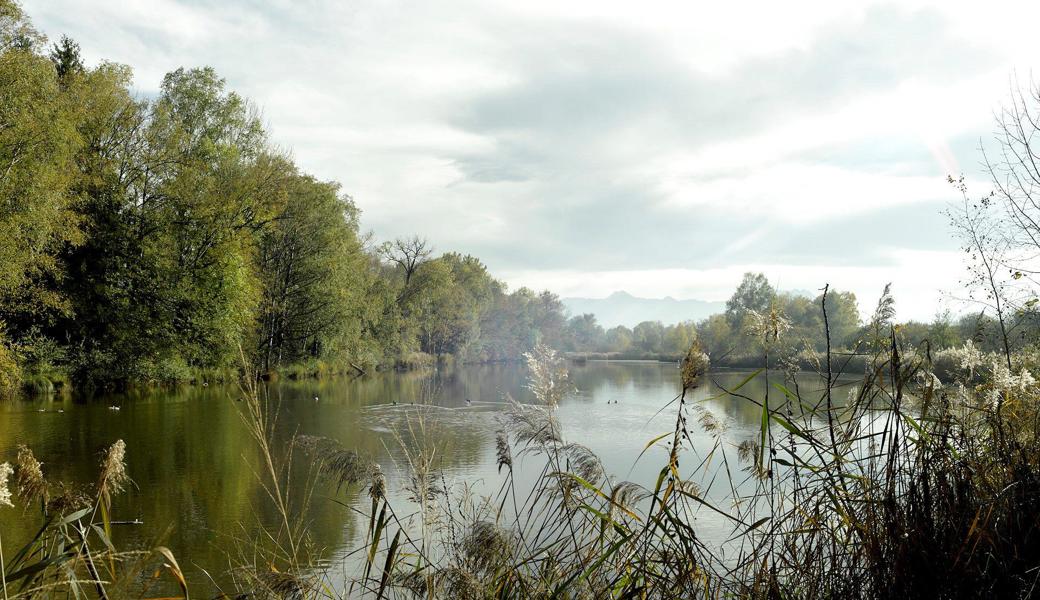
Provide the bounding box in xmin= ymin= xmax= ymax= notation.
xmin=257 ymin=175 xmax=367 ymax=370
xmin=725 ymin=272 xmax=776 ymax=328
xmin=816 ymin=290 xmax=860 ymax=348
xmin=633 ymin=321 xmax=665 ymax=353
xmin=0 ymin=20 xmax=81 ymax=324
xmin=0 ymin=0 xmax=43 ymax=53
xmin=58 ymin=65 xmax=293 ymax=383
xmin=48 ymin=34 xmax=82 ymax=82
xmin=566 ymin=313 xmax=604 ymax=351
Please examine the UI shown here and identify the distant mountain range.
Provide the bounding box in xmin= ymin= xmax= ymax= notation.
xmin=562 ymin=291 xmax=726 ymax=329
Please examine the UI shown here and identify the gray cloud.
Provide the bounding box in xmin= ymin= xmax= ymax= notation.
xmin=448 ymin=6 xmax=991 ymax=182
xmin=27 ymin=0 xmax=1015 ymax=318
xmin=410 ymin=6 xmax=993 ymax=279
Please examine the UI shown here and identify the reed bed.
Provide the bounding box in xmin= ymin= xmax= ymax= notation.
xmin=0 ymin=441 xmax=188 ymax=600
xmin=4 ymin=288 xmax=1040 ymax=599
xmin=304 ymin=286 xmax=1040 ymax=599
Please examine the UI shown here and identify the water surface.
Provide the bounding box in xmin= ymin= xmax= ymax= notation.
xmin=0 ymin=362 xmax=839 ymax=592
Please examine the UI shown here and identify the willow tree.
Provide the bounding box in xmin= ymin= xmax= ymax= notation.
xmin=725 ymin=272 xmax=776 ymax=328
xmin=0 ymin=2 xmax=84 ymax=390
xmin=58 ymin=65 xmax=295 ymax=383
xmin=256 ymin=176 xmax=368 ymax=370
xmin=413 ymin=253 xmax=500 ymax=358
xmin=0 ymin=8 xmax=81 ymax=324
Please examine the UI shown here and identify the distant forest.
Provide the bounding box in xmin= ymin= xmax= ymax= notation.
xmin=563 ymin=271 xmax=1040 ymax=368
xmin=1 ymin=2 xmax=1035 ymax=394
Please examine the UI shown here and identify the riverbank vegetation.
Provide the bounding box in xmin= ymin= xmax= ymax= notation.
xmin=4 ymin=0 xmax=1040 ymax=595
xmin=0 ymin=2 xmax=571 ymax=393
xmin=5 ymin=323 xmax=1040 ymax=598
xmin=562 ymin=273 xmax=1039 ymax=372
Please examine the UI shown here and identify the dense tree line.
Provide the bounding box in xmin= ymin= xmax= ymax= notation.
xmin=562 ymin=271 xmax=1036 ymax=363
xmin=0 ymin=3 xmax=569 ymax=392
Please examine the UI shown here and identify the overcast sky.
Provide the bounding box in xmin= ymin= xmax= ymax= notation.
xmin=27 ymin=0 xmax=1040 ymax=320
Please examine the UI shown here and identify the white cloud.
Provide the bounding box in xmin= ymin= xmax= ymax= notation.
xmin=657 ymin=163 xmax=949 ymax=222
xmin=27 ymin=0 xmax=1040 ymax=319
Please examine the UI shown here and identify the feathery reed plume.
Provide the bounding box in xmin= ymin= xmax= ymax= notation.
xmin=494 ymin=428 xmax=512 ymax=473
xmin=252 ymin=570 xmax=314 ymax=600
xmin=46 ymin=482 xmax=91 ymax=515
xmin=15 ymin=444 xmax=48 ymax=507
xmin=462 ymin=521 xmax=514 ymax=573
xmin=950 ymin=340 xmax=984 ymax=378
xmin=505 ymin=401 xmax=562 ymax=452
xmin=440 ymin=566 xmax=482 ymax=600
xmin=737 ymin=439 xmax=768 ymax=479
xmin=369 ymin=464 xmax=386 ymax=502
xmin=610 ymin=480 xmax=648 ymax=509
xmin=551 ymin=443 xmax=605 ymax=505
xmin=394 ymin=569 xmax=430 ymax=597
xmin=406 ymin=452 xmax=443 ymax=504
xmin=694 ymin=405 xmax=726 ymax=438
xmin=676 ymin=479 xmax=701 ymax=498
xmin=736 ymin=439 xmax=759 ymax=464
xmin=524 ymin=344 xmax=571 ymax=408
xmin=97 ymin=439 xmax=130 ymax=508
xmin=681 ymin=342 xmax=710 ymax=390
xmin=295 ymin=435 xmax=374 ymax=490
xmin=745 ymin=306 xmax=791 ymax=344
xmin=561 ymin=443 xmax=604 ymax=485
xmin=870 ymin=282 xmax=896 ymax=330
xmin=609 ymin=480 xmax=648 ymax=522
xmin=0 ymin=462 xmax=12 ymax=508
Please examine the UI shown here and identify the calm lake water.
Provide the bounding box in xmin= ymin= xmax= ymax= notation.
xmin=0 ymin=362 xmax=841 ymax=592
